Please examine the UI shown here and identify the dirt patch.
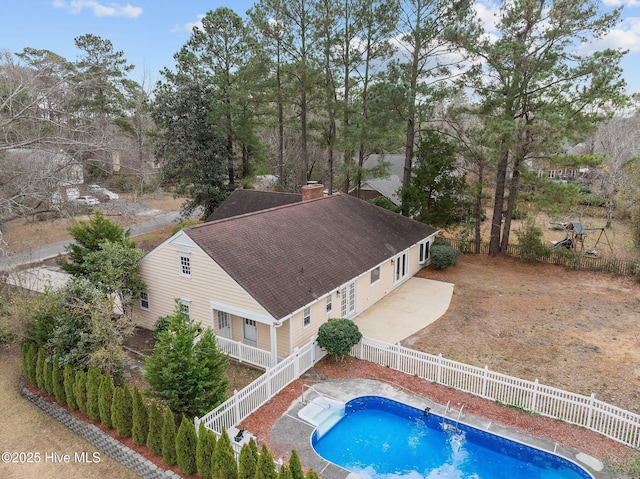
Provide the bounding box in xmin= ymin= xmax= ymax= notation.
xmin=406 ymin=254 xmax=640 ymax=414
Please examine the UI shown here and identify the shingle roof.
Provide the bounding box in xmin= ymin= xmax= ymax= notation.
xmin=187 ymin=194 xmax=437 ymax=320
xmin=206 ymin=189 xmax=302 ymax=221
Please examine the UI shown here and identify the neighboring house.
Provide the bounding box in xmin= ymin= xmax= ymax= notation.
xmin=525 ymin=143 xmax=591 ymax=182
xmin=358 ymin=154 xmax=404 ymax=206
xmin=134 ymin=184 xmax=438 ymax=364
xmin=3 ymin=148 xmax=83 ymax=204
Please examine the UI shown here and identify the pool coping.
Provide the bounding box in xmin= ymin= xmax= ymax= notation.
xmin=268 ymin=378 xmax=613 ymax=479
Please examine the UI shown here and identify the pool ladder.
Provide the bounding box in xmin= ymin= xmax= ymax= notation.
xmin=442 ymin=401 xmax=465 ymax=434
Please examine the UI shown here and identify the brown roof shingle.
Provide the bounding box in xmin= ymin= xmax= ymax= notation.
xmin=187 ymin=194 xmax=437 ymax=320
xmin=205 ymin=189 xmax=302 ymax=222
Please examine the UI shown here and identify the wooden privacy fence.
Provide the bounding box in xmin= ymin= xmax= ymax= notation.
xmin=445 ymin=237 xmax=638 ymax=276
xmin=352 ymin=336 xmax=640 ymax=449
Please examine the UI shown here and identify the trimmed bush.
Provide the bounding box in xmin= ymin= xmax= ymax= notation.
xmin=42 ymin=356 xmax=53 ymax=395
xmin=132 ymin=387 xmax=149 ymax=446
xmin=278 ymin=465 xmax=292 ymax=479
xmin=98 ymin=375 xmax=114 ymax=428
xmin=85 ymin=367 xmax=103 ymax=421
xmin=52 ymin=356 xmax=66 ymax=404
xmin=316 ymin=318 xmax=362 ymax=361
xmin=35 ymin=348 xmax=46 ymax=391
xmin=26 ymin=342 xmax=38 ymax=383
xmin=305 ymin=470 xmax=320 ymax=479
xmin=161 ymin=408 xmax=177 ymax=465
xmin=289 ymin=450 xmax=304 ymax=479
xmin=63 ymin=364 xmax=77 ymax=410
xmin=176 ymin=415 xmax=197 ymax=475
xmin=196 ymin=422 xmax=217 ymax=479
xmin=254 ymin=443 xmax=276 ymax=479
xmin=430 ymin=244 xmax=457 ymax=269
xmin=118 ymin=385 xmax=133 ymax=437
xmin=74 ymin=369 xmax=88 ymax=414
xmin=211 ymin=429 xmax=237 ymax=479
xmin=238 ymin=438 xmax=258 ymax=479
xmin=146 ymin=403 xmax=163 ymax=455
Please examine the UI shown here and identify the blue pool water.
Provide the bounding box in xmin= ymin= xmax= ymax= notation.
xmin=312 ymin=396 xmax=593 ymax=479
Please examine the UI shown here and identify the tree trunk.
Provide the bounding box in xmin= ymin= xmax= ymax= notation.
xmin=474 ymin=159 xmax=484 ymax=254
xmin=489 ymin=148 xmax=509 ymax=256
xmin=500 ymin=152 xmax=523 ymax=253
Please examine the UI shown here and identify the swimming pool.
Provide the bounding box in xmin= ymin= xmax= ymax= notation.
xmin=312 ymin=396 xmax=593 ymax=479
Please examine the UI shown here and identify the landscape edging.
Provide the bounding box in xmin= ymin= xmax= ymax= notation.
xmin=18 ymin=373 xmax=180 ymax=479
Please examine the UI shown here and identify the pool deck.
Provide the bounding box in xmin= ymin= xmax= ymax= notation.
xmin=268 ymin=378 xmax=609 ymax=479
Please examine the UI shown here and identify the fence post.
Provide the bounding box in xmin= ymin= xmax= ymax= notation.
xmin=395 ymin=343 xmax=402 ymax=372
xmin=266 ymin=368 xmax=272 ymax=398
xmin=437 ymin=353 xmax=442 ymax=384
xmin=238 ymin=342 xmax=244 ymax=363
xmin=233 ymin=389 xmax=240 ymax=426
xmin=481 ymin=366 xmax=488 ymax=398
xmin=194 ymin=415 xmax=201 ymax=431
xmin=586 ymin=393 xmax=595 ymax=430
xmin=294 ymin=347 xmax=300 ymax=378
xmin=530 ymin=379 xmax=539 ymax=413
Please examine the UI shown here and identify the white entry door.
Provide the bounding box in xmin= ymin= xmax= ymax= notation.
xmin=243 ymin=318 xmax=257 ymax=346
xmin=216 ymin=311 xmax=231 ymax=339
xmin=340 ymin=280 xmax=357 ymax=318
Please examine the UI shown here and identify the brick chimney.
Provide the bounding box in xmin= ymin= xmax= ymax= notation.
xmin=301 ymin=183 xmax=324 ymax=201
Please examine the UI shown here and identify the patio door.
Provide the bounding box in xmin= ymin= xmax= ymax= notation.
xmin=394 ymin=251 xmax=409 ymax=283
xmin=216 ymin=311 xmax=231 ymax=339
xmin=243 ymin=318 xmax=257 ymax=346
xmin=340 ymin=280 xmax=357 ymax=318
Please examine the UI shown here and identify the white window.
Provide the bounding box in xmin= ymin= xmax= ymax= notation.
xmin=394 ymin=251 xmax=409 ymax=283
xmin=548 ymin=170 xmax=555 ymax=179
xmin=179 ymin=253 xmax=191 ymax=277
xmin=139 ymin=289 xmax=150 ymax=311
xmin=568 ymin=169 xmax=576 ymax=178
xmin=340 ymin=281 xmax=357 ymax=318
xmin=303 ymin=306 xmax=311 ymax=327
xmin=419 ymin=240 xmax=430 ymax=264
xmin=370 ymin=266 xmax=381 ymax=285
xmin=179 ymin=299 xmax=191 ymax=318
xmin=325 ymin=295 xmax=332 ymax=314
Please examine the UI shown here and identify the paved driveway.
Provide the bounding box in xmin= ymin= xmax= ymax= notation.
xmin=352 ymin=277 xmax=454 ymax=344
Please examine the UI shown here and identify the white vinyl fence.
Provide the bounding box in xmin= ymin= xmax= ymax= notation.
xmin=198 ymin=334 xmax=640 ymax=450
xmin=352 ymin=336 xmax=640 ymax=449
xmin=196 ymin=338 xmax=326 ymax=450
xmin=216 ymin=336 xmax=273 ymax=369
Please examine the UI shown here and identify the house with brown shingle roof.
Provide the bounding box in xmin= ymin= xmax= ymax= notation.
xmin=134 ymin=185 xmax=438 ymax=364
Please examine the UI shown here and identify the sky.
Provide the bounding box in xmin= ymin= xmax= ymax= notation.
xmin=2 ymin=0 xmax=640 ymax=94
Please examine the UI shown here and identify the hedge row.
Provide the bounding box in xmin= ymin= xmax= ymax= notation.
xmin=20 ymin=341 xmax=319 ymax=479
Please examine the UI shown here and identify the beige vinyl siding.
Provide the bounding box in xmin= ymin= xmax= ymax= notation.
xmin=133 ymin=243 xmax=270 ymax=330
xmin=276 ymin=320 xmax=291 ymax=358
xmin=289 ymin=299 xmax=329 ymax=350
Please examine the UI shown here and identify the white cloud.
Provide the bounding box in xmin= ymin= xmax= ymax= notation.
xmin=171 ymin=14 xmax=205 ymax=34
xmin=587 ymin=17 xmax=640 ymax=53
xmin=473 ymin=0 xmax=500 ymax=33
xmin=52 ymin=0 xmax=142 ymax=18
xmin=602 ymin=0 xmax=640 ymax=7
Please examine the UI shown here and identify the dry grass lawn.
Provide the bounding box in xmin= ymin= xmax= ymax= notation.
xmin=0 ymin=344 xmax=139 ymax=479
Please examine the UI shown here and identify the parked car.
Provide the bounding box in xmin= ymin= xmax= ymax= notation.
xmin=75 ymin=195 xmax=100 ymax=206
xmin=88 ymin=184 xmax=119 ymax=200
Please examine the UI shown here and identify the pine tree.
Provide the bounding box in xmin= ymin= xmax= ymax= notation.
xmin=63 ymin=364 xmax=77 ymax=410
xmin=132 ymin=387 xmax=149 ymax=445
xmin=35 ymin=348 xmax=46 ymax=391
xmin=146 ymin=403 xmax=163 ymax=455
xmin=211 ymin=429 xmax=238 ymax=479
xmin=111 ymin=387 xmax=123 ymax=433
xmin=176 ymin=415 xmax=197 ymax=475
xmin=161 ymin=408 xmax=177 ymax=465
xmin=52 ymin=356 xmax=66 ymax=404
xmin=238 ymin=439 xmax=258 ymax=479
xmin=255 ymin=444 xmax=277 ymax=479
xmin=98 ymin=375 xmax=114 ymax=428
xmin=196 ymin=423 xmax=217 ymax=479
xmin=74 ymin=369 xmax=88 ymax=414
xmin=42 ymin=355 xmax=53 ymax=395
xmin=289 ymin=450 xmax=304 ymax=479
